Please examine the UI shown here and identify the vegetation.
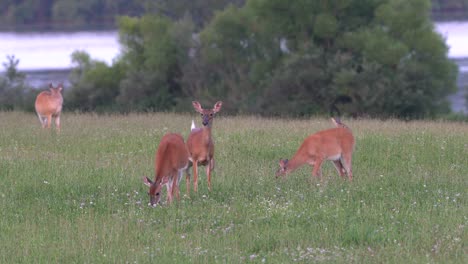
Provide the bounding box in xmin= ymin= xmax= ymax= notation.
xmin=0 ymin=55 xmax=36 ymax=111
xmin=0 ymin=0 xmax=243 ymax=31
xmin=432 ymin=0 xmax=468 ymax=21
xmin=0 ymin=112 xmax=466 ymax=262
xmin=63 ymin=0 xmax=458 ymax=118
xmin=0 ymin=0 xmax=462 ymax=118
xmin=1 ymin=0 xmax=467 ymax=30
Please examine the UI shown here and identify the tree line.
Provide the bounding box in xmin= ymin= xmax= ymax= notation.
xmin=0 ymin=0 xmax=461 ymax=118
xmin=1 ymin=0 xmax=467 ymax=31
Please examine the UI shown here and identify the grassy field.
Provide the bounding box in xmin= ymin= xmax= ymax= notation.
xmin=0 ymin=112 xmax=466 ymax=263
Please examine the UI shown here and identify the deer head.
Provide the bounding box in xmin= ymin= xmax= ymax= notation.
xmin=143 ymin=176 xmax=169 ymax=206
xmin=192 ymin=101 xmax=223 ymax=127
xmin=49 ymin=83 xmax=63 ymax=94
xmin=276 ymin=159 xmax=289 ymax=178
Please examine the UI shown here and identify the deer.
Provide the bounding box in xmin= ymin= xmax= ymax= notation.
xmin=34 ymin=83 xmax=63 ymax=132
xmin=142 ymin=133 xmax=190 ymax=207
xmin=186 ymin=101 xmax=223 ymax=194
xmin=276 ymin=117 xmax=355 ymax=181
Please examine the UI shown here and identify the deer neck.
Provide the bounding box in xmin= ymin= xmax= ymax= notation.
xmin=286 ymin=154 xmax=306 ymax=174
xmin=200 ymin=125 xmax=213 ymax=143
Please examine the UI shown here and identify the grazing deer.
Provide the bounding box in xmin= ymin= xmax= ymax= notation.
xmin=142 ymin=133 xmax=190 ymax=207
xmin=34 ymin=83 xmax=63 ymax=131
xmin=276 ymin=117 xmax=355 ymax=181
xmin=186 ymin=101 xmax=223 ymax=194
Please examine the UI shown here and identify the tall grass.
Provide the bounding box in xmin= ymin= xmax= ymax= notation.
xmin=0 ymin=112 xmax=466 ymax=263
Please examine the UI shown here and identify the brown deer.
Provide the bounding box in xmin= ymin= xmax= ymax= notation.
xmin=143 ymin=133 xmax=190 ymax=207
xmin=186 ymin=101 xmax=223 ymax=194
xmin=276 ymin=117 xmax=355 ymax=181
xmin=34 ymin=83 xmax=63 ymax=131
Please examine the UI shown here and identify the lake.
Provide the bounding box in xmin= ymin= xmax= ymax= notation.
xmin=0 ymin=22 xmax=467 ymax=113
xmin=0 ymin=31 xmax=119 ymax=71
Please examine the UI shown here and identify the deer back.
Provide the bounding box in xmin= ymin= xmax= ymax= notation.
xmin=35 ymin=84 xmax=63 ymax=115
xmin=154 ymin=133 xmax=189 ymax=179
xmin=301 ymin=127 xmax=354 ymax=158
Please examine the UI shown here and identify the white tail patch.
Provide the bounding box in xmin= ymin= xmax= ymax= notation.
xmin=191 ymin=120 xmax=196 ymax=131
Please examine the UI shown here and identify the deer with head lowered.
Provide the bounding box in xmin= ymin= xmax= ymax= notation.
xmin=143 ymin=133 xmax=189 ymax=207
xmin=276 ymin=117 xmax=355 ymax=181
xmin=35 ymin=83 xmax=63 ymax=131
xmin=186 ymin=101 xmax=222 ymax=194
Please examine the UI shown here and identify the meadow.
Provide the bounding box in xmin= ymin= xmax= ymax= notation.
xmin=0 ymin=112 xmax=466 ymax=263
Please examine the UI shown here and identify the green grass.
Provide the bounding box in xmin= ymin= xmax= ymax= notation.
xmin=0 ymin=112 xmax=466 ymax=263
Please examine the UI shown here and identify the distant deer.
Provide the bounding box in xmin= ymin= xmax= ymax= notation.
xmin=143 ymin=133 xmax=190 ymax=206
xmin=34 ymin=83 xmax=63 ymax=131
xmin=186 ymin=101 xmax=223 ymax=194
xmin=276 ymin=117 xmax=355 ymax=181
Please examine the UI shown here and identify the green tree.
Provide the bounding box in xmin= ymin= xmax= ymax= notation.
xmin=0 ymin=55 xmax=35 ymax=111
xmin=115 ymin=15 xmax=194 ymax=111
xmin=186 ymin=0 xmax=457 ymax=118
xmin=144 ymin=0 xmax=245 ymax=29
xmin=66 ymin=51 xmax=124 ymax=112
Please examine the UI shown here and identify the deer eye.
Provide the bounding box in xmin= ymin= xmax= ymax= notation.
xmin=210 ymin=113 xmax=213 ymax=117
xmin=155 ymin=192 xmax=160 ymax=196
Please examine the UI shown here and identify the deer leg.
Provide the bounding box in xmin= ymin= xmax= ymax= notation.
xmin=37 ymin=113 xmax=45 ymax=127
xmin=312 ymin=159 xmax=323 ymax=179
xmin=176 ymin=169 xmax=184 ymax=201
xmin=172 ymin=176 xmax=179 ymax=202
xmin=166 ymin=182 xmax=173 ymax=204
xmin=185 ymin=167 xmax=191 ymax=196
xmin=210 ymin=158 xmax=215 ymax=171
xmin=55 ymin=114 xmax=61 ymax=132
xmin=332 ymin=160 xmax=346 ymax=179
xmin=193 ymin=161 xmax=199 ymax=192
xmin=46 ymin=115 xmax=52 ymax=129
xmin=342 ymin=153 xmax=353 ymax=181
xmin=206 ymin=160 xmax=212 ymax=191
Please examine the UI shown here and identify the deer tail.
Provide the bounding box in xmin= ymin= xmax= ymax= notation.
xmin=191 ymin=120 xmax=196 ymax=131
xmin=330 ymin=95 xmax=352 ymax=127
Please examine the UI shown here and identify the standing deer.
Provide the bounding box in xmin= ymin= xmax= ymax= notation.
xmin=186 ymin=101 xmax=223 ymax=194
xmin=276 ymin=117 xmax=355 ymax=181
xmin=143 ymin=133 xmax=190 ymax=206
xmin=34 ymin=83 xmax=63 ymax=131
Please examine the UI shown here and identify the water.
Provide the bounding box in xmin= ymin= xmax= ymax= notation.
xmin=0 ymin=31 xmax=119 ymax=71
xmin=0 ymin=22 xmax=467 ymax=113
xmin=435 ymin=21 xmax=468 ymax=60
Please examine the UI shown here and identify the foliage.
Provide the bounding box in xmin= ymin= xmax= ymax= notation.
xmin=0 ymin=112 xmax=467 ymax=262
xmin=0 ymin=0 xmax=467 ymax=30
xmin=7 ymin=0 xmax=460 ymax=118
xmin=66 ymin=15 xmax=195 ymax=112
xmin=432 ymin=0 xmax=468 ymax=20
xmin=182 ymin=0 xmax=457 ymax=118
xmin=0 ymin=0 xmax=144 ymax=30
xmin=0 ymin=55 xmax=36 ymax=111
xmin=66 ymin=51 xmax=124 ymax=112
xmin=116 ymin=15 xmax=192 ymax=111
xmin=143 ymin=0 xmax=246 ymax=29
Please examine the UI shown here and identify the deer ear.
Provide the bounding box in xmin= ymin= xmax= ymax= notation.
xmin=192 ymin=101 xmax=203 ymax=113
xmin=49 ymin=83 xmax=54 ymax=88
xmin=213 ymin=101 xmax=223 ymax=113
xmin=58 ymin=83 xmax=63 ymax=91
xmin=142 ymin=176 xmax=153 ymax=187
